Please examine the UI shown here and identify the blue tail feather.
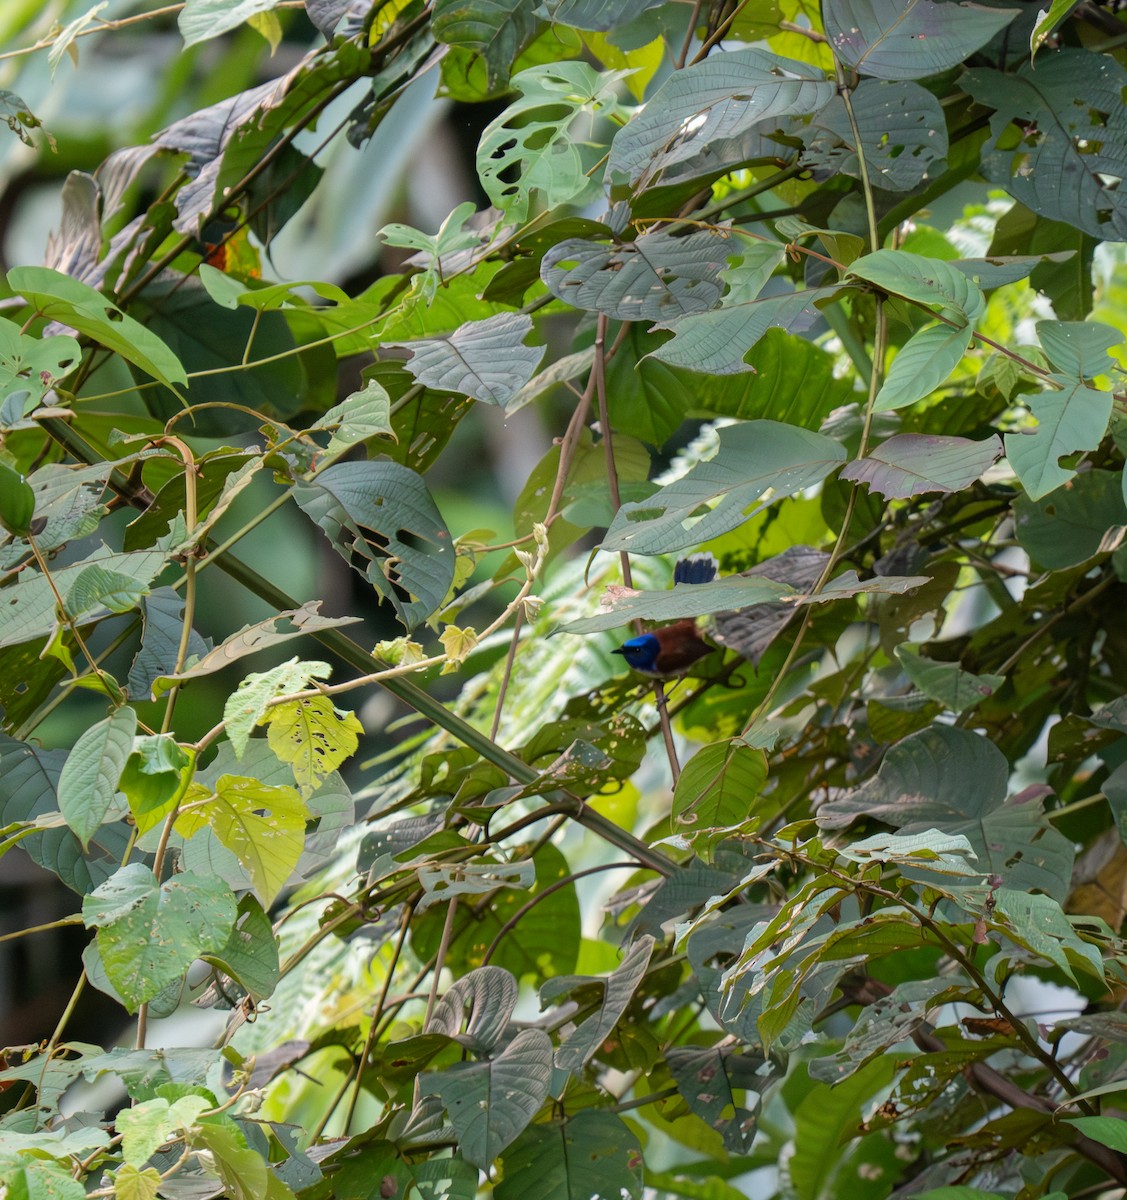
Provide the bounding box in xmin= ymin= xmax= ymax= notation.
xmin=673 ymin=554 xmax=718 ymax=586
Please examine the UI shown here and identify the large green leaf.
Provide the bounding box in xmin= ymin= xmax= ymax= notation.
xmin=601 ymin=421 xmax=846 ymax=554
xmin=7 ymin=266 xmax=186 ymax=387
xmin=541 ymin=229 xmax=730 ymax=322
xmin=494 ymin=1110 xmax=643 ymax=1200
xmin=847 ymin=250 xmax=985 ymax=322
xmin=176 ymin=774 xmax=309 ymax=907
xmin=607 ymin=48 xmax=833 ymax=185
xmin=841 ymin=434 xmax=1002 ymax=499
xmin=963 ymin=50 xmax=1127 ymax=239
xmin=1005 ymin=376 xmax=1113 ymax=501
xmin=294 ymin=461 xmax=454 ymax=631
xmin=420 ymin=1029 xmax=553 ymax=1169
xmin=672 ymin=739 xmax=768 ymax=850
xmin=1037 ymin=319 xmax=1122 ymax=380
xmin=57 ymin=706 xmax=137 ymax=850
xmin=391 ymin=313 xmax=546 ymax=405
xmin=818 ymin=726 xmax=1074 ymax=899
xmin=823 ymin=0 xmax=1017 ymax=80
xmin=82 ymin=864 xmax=236 ymax=1011
xmin=803 ymin=79 xmax=947 ymax=191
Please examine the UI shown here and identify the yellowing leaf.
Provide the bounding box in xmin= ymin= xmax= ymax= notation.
xmin=176 ymin=774 xmax=308 ymax=906
xmin=262 ymin=697 xmax=362 ymax=795
xmin=114 ymin=1163 xmax=163 ymax=1200
xmin=439 ymin=625 xmax=478 ymax=673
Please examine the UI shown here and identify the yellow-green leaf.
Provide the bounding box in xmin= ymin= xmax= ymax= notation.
xmin=262 ymin=697 xmax=361 ymax=795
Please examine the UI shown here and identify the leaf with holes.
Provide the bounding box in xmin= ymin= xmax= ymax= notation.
xmin=7 ymin=266 xmax=186 ymax=387
xmin=294 ymin=461 xmax=454 ymax=631
xmin=261 ymin=696 xmax=362 ymax=796
xmin=607 ymin=47 xmax=834 ymax=186
xmin=841 ymin=434 xmax=1002 ymax=499
xmin=82 ymin=864 xmax=235 ymax=1011
xmin=175 ymin=774 xmax=308 ymax=907
xmin=602 ymin=420 xmax=846 ymax=554
xmin=803 ymin=79 xmax=947 ymax=191
xmin=823 ymin=0 xmax=1018 ymax=80
xmin=541 ymin=229 xmax=731 ymax=322
xmin=964 ymin=51 xmax=1127 ymax=239
xmin=391 ymin=313 xmax=545 ymax=405
xmin=477 ymin=61 xmax=628 ymax=221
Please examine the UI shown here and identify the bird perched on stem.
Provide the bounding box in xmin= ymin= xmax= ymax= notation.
xmin=611 ymin=547 xmax=830 ymax=677
xmin=612 ymin=555 xmax=716 ymax=677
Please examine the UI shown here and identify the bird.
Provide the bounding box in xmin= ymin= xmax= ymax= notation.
xmin=611 ymin=547 xmax=830 ymax=677
xmin=612 ymin=555 xmax=717 ymax=677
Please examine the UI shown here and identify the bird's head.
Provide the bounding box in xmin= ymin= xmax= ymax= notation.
xmin=612 ymin=633 xmax=663 ymax=674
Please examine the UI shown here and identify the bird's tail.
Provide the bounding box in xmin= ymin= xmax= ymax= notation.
xmin=673 ymin=553 xmax=718 ymax=586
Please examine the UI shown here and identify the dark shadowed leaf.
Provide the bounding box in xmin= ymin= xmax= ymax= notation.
xmin=432 ymin=0 xmax=540 ymax=92
xmin=824 ymin=0 xmax=1018 ymax=80
xmin=294 ymin=462 xmax=454 ymax=631
xmin=964 ymin=51 xmax=1127 ymax=239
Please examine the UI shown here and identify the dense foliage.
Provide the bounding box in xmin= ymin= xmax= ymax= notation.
xmin=4 ymin=1 xmax=1127 ymax=1197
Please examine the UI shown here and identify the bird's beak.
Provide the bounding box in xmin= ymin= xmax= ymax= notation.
xmin=611 ymin=647 xmax=626 ymax=656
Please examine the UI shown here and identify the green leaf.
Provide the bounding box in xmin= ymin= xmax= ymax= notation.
xmin=0 ymin=461 xmax=34 ymax=536
xmin=178 ymin=0 xmax=282 ymax=46
xmin=262 ymin=696 xmax=362 ymax=796
xmin=1005 ymin=377 xmax=1113 ymax=500
xmin=847 ymin=250 xmax=985 ymax=322
xmin=0 ymin=88 xmax=46 ymax=148
xmin=1014 ymin=468 xmax=1126 ymax=568
xmin=1031 ymin=0 xmax=1083 ymax=58
xmin=819 ymin=726 xmax=1074 ymax=899
xmin=841 ymin=434 xmax=1002 ymax=498
xmin=601 ymin=421 xmax=846 ymax=555
xmin=0 ymin=321 xmax=80 ymax=415
xmin=539 ymin=0 xmax=663 ymax=30
xmin=650 ymin=286 xmax=841 ymax=376
xmin=128 ymin=587 xmax=211 ymax=700
xmin=964 ymin=51 xmax=1127 ymax=238
xmin=116 ymin=1095 xmax=208 ymax=1166
xmin=804 ymin=79 xmax=947 ymax=191
xmin=200 ymin=893 xmax=279 ymax=1002
xmin=894 ymin=645 xmax=1004 ymax=713
xmin=223 ymin=658 xmax=332 ymax=758
xmin=1064 ymin=1116 xmax=1127 ymax=1153
xmin=541 ymin=229 xmax=731 ymax=322
xmin=607 ymin=48 xmax=834 ymax=185
xmin=420 ymin=1028 xmax=553 ymax=1169
xmin=873 ymin=322 xmax=974 ymax=411
xmin=294 ymin=462 xmax=454 ymax=631
xmin=665 ymin=1046 xmax=761 ymax=1154
xmin=57 ymin=707 xmax=137 ymax=850
xmin=823 ymin=0 xmax=1017 ymax=80
xmin=477 ymin=61 xmax=625 ymax=220
xmin=672 ymin=740 xmax=768 ymax=847
xmin=990 ymin=888 xmax=1104 ymax=984
xmin=119 ymin=734 xmax=193 ymax=836
xmin=64 ymin=564 xmax=149 ymax=618
xmin=428 ymin=965 xmax=518 ymax=1052
xmin=1037 ymin=319 xmax=1122 ymax=380
xmin=431 ymin=0 xmax=539 ymax=92
xmin=175 ymin=774 xmax=308 ymax=907
xmin=494 ymin=1110 xmax=643 ymax=1200
xmin=316 ymin=379 xmax=394 ymax=458
xmin=391 ymin=313 xmax=545 ymax=404
xmin=7 ymin=266 xmax=186 ymax=387
xmin=82 ymin=864 xmax=236 ymax=1011
xmin=113 ymin=1163 xmax=163 ymax=1200
xmin=555 ymin=935 xmax=654 ymax=1071
xmin=189 ymin=1117 xmax=294 ymax=1200
xmin=0 ymin=544 xmax=172 ymax=651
